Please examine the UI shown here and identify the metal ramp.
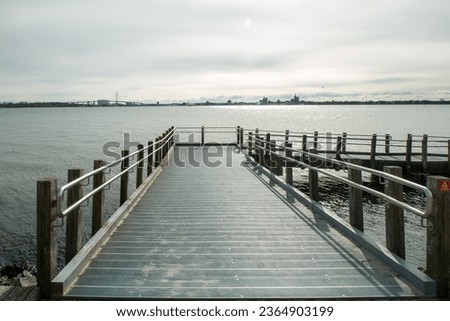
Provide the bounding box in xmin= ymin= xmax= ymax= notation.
xmin=57 ymin=146 xmax=426 ymax=299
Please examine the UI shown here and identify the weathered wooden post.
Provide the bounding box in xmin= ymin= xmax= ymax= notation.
xmin=240 ymin=127 xmax=244 ymax=148
xmin=65 ymin=169 xmax=85 ymax=264
xmin=384 ymin=166 xmax=405 ymax=259
xmin=385 ymin=134 xmax=391 ymax=154
xmin=248 ymin=132 xmax=253 ymax=156
xmin=136 ymin=144 xmax=144 ymax=188
xmin=37 ymin=178 xmax=58 ymax=300
xmin=422 ymin=134 xmax=428 ymax=172
xmin=154 ymin=137 xmax=161 ymax=167
xmin=336 ymin=136 xmax=342 ymax=160
xmin=92 ymin=160 xmax=105 ymax=236
xmin=147 ymin=141 xmax=153 ymax=177
xmin=236 ymin=126 xmax=240 ymax=145
xmin=302 ymin=135 xmax=308 ymax=164
xmin=406 ymin=134 xmax=413 ymax=172
xmin=370 ymin=134 xmax=377 ymax=169
xmin=120 ymin=150 xmax=129 ymax=205
xmin=426 ymin=175 xmax=450 ymax=298
xmin=265 ymin=133 xmax=271 ymax=169
xmin=348 ymin=159 xmax=364 ymax=232
xmin=284 ymin=130 xmax=290 ymax=146
xmin=313 ymin=131 xmax=319 ymax=150
xmin=285 ymin=143 xmax=293 ymax=185
xmin=201 ymin=126 xmax=205 ymax=146
xmin=342 ymin=132 xmax=347 ymax=153
xmin=309 ymin=148 xmax=320 ymax=201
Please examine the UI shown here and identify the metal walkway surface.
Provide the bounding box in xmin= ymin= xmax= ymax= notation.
xmin=61 ymin=146 xmax=423 ymax=299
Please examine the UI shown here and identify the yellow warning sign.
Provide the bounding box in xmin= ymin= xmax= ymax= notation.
xmin=440 ymin=180 xmax=450 ymax=192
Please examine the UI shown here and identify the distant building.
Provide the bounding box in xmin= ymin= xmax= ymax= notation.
xmin=260 ymin=97 xmax=269 ymax=105
xmin=290 ymin=94 xmax=300 ymax=104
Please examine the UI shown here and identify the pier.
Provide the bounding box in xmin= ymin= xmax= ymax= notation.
xmin=36 ymin=127 xmax=450 ymax=299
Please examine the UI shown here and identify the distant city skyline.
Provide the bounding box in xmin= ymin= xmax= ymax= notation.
xmin=1 ymin=0 xmax=450 ymax=102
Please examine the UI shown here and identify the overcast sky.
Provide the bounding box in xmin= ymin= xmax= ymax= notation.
xmin=1 ymin=0 xmax=450 ymax=102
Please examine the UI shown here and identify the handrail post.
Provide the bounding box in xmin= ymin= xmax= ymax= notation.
xmin=155 ymin=137 xmax=161 ymax=167
xmin=201 ymin=126 xmax=205 ymax=146
xmin=313 ymin=131 xmax=319 ymax=149
xmin=336 ymin=136 xmax=342 ymax=160
xmin=285 ymin=143 xmax=293 ymax=185
xmin=342 ymin=132 xmax=347 ymax=152
xmin=136 ymin=144 xmax=144 ymax=188
xmin=302 ymin=135 xmax=308 ymax=163
xmin=422 ymin=134 xmax=428 ymax=172
xmin=147 ymin=141 xmax=153 ymax=177
xmin=385 ymin=134 xmax=391 ymax=153
xmin=120 ymin=150 xmax=129 ymax=205
xmin=309 ymin=148 xmax=320 ymax=201
xmin=239 ymin=127 xmax=244 ymax=148
xmin=236 ymin=126 xmax=240 ymax=145
xmin=406 ymin=134 xmax=412 ymax=173
xmin=426 ymin=175 xmax=450 ymax=298
xmin=384 ymin=166 xmax=405 ymax=259
xmin=265 ymin=133 xmax=271 ymax=169
xmin=284 ymin=130 xmax=289 ymax=146
xmin=37 ymin=178 xmax=58 ymax=300
xmin=66 ymin=168 xmax=85 ymax=264
xmin=348 ymin=159 xmax=364 ymax=231
xmin=370 ymin=134 xmax=377 ymax=168
xmin=92 ymin=160 xmax=105 ymax=236
xmin=248 ymin=132 xmax=253 ymax=156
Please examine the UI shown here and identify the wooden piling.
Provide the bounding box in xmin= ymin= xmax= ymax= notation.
xmin=92 ymin=160 xmax=105 ymax=236
xmin=336 ymin=136 xmax=342 ymax=160
xmin=422 ymin=134 xmax=428 ymax=172
xmin=384 ymin=166 xmax=405 ymax=259
xmin=137 ymin=144 xmax=144 ymax=188
xmin=426 ymin=175 xmax=450 ymax=298
xmin=239 ymin=127 xmax=244 ymax=147
xmin=308 ymin=149 xmax=320 ymax=201
xmin=65 ymin=169 xmax=85 ymax=265
xmin=385 ymin=134 xmax=391 ymax=153
xmin=236 ymin=126 xmax=240 ymax=145
xmin=370 ymin=134 xmax=377 ymax=169
xmin=201 ymin=126 xmax=205 ymax=146
xmin=36 ymin=178 xmax=58 ymax=300
xmin=248 ymin=132 xmax=253 ymax=156
xmin=313 ymin=131 xmax=319 ymax=149
xmin=285 ymin=143 xmax=293 ymax=185
xmin=264 ymin=133 xmax=271 ymax=169
xmin=342 ymin=132 xmax=347 ymax=153
xmin=155 ymin=137 xmax=161 ymax=167
xmin=348 ymin=159 xmax=364 ymax=232
xmin=406 ymin=134 xmax=412 ymax=172
xmin=120 ymin=150 xmax=129 ymax=205
xmin=284 ymin=130 xmax=289 ymax=146
xmin=147 ymin=141 xmax=153 ymax=177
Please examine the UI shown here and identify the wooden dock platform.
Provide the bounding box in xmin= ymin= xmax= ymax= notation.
xmin=52 ymin=146 xmax=431 ymax=299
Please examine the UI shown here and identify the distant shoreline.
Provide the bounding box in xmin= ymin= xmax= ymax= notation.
xmin=1 ymin=99 xmax=450 ymax=108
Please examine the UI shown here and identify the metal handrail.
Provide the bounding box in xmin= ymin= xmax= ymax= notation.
xmin=56 ymin=127 xmax=176 ymax=218
xmin=250 ymin=135 xmax=433 ymax=219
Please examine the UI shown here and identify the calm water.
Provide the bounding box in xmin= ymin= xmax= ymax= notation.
xmin=1 ymin=105 xmax=449 ymax=268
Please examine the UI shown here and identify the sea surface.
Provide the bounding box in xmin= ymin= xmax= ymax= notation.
xmin=1 ymin=104 xmax=449 ymax=269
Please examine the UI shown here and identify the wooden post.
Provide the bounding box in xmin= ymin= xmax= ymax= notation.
xmin=348 ymin=159 xmax=364 ymax=232
xmin=236 ymin=126 xmax=240 ymax=145
xmin=201 ymin=126 xmax=205 ymax=146
xmin=385 ymin=134 xmax=391 ymax=153
xmin=284 ymin=130 xmax=289 ymax=146
xmin=136 ymin=144 xmax=144 ymax=188
xmin=384 ymin=166 xmax=405 ymax=259
xmin=265 ymin=133 xmax=271 ymax=169
xmin=155 ymin=137 xmax=161 ymax=167
xmin=406 ymin=134 xmax=412 ymax=172
xmin=302 ymin=135 xmax=308 ymax=164
xmin=248 ymin=132 xmax=253 ymax=156
xmin=66 ymin=169 xmax=84 ymax=264
xmin=120 ymin=150 xmax=129 ymax=205
xmin=336 ymin=136 xmax=342 ymax=160
xmin=147 ymin=141 xmax=153 ymax=177
xmin=422 ymin=134 xmax=428 ymax=172
xmin=309 ymin=148 xmax=320 ymax=201
xmin=92 ymin=160 xmax=105 ymax=236
xmin=257 ymin=134 xmax=263 ymax=165
xmin=342 ymin=132 xmax=347 ymax=152
xmin=240 ymin=127 xmax=244 ymax=147
xmin=285 ymin=143 xmax=293 ymax=185
xmin=313 ymin=131 xmax=319 ymax=149
xmin=36 ymin=178 xmax=58 ymax=300
xmin=426 ymin=175 xmax=450 ymax=298
xmin=370 ymin=134 xmax=377 ymax=169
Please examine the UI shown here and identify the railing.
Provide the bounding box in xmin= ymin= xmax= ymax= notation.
xmin=36 ymin=126 xmax=175 ymax=299
xmin=243 ymin=128 xmax=449 ymax=298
